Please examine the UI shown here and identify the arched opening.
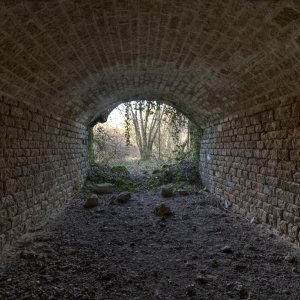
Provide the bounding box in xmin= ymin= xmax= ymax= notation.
xmin=88 ymin=99 xmax=202 ymax=195
xmin=1 ymin=0 xmax=300 ymax=297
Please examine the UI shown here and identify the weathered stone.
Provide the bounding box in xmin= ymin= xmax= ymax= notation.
xmin=109 ymin=195 xmax=117 ymax=205
xmin=284 ymin=254 xmax=297 ymax=263
xmin=294 ymin=173 xmax=300 ymax=183
xmin=154 ymin=204 xmax=172 ymax=217
xmin=275 ymin=106 xmax=291 ymax=120
xmin=84 ymin=195 xmax=99 ymax=208
xmin=200 ymin=96 xmax=300 ymax=244
xmin=221 ymin=245 xmax=234 ymax=254
xmin=194 ymin=275 xmax=209 ymax=284
xmin=186 ymin=284 xmax=196 ymax=297
xmin=20 ymin=250 xmax=37 ymax=259
xmin=0 ymin=99 xmax=88 ymax=250
xmin=115 ymin=192 xmax=131 ymax=204
xmin=161 ymin=185 xmax=174 ymax=198
xmin=94 ymin=183 xmax=114 ymax=194
xmin=178 ymin=189 xmax=190 ymax=196
xmin=0 ymin=0 xmax=300 ymax=251
xmin=237 ymin=284 xmax=248 ymax=299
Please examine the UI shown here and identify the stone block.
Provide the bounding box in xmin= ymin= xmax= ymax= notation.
xmin=114 ymin=192 xmax=131 ymax=204
xmin=283 ymin=211 xmax=294 ymax=223
xmin=94 ymin=183 xmax=114 ymax=194
xmin=5 ymin=179 xmax=17 ymax=195
xmin=275 ymin=106 xmax=291 ymax=120
xmin=292 ymin=102 xmax=300 ymax=117
xmin=289 ymin=225 xmax=299 ymax=241
xmin=279 ymin=220 xmax=288 ymax=234
xmin=293 ymin=173 xmax=300 ymax=183
xmin=84 ymin=194 xmax=99 ymax=208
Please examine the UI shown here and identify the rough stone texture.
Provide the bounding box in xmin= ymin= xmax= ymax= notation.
xmin=161 ymin=184 xmax=175 ymax=198
xmin=200 ymin=95 xmax=300 ymax=242
xmin=0 ymin=1 xmax=299 ymax=125
xmin=0 ymin=0 xmax=300 ymax=247
xmin=84 ymin=194 xmax=99 ymax=208
xmin=94 ymin=183 xmax=114 ymax=194
xmin=0 ymin=97 xmax=88 ymax=249
xmin=115 ymin=192 xmax=131 ymax=204
xmin=155 ymin=203 xmax=172 ymax=217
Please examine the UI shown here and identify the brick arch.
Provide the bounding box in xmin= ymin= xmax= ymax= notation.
xmin=1 ymin=0 xmax=300 ymax=248
xmin=0 ymin=0 xmax=299 ymax=124
xmin=89 ymin=93 xmax=209 ymax=127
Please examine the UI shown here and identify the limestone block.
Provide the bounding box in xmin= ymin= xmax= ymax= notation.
xmin=84 ymin=194 xmax=99 ymax=208
xmin=94 ymin=183 xmax=114 ymax=194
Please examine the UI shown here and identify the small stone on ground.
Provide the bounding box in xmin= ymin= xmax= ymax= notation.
xmin=1 ymin=191 xmax=300 ymax=299
xmin=95 ymin=183 xmax=114 ymax=194
xmin=115 ymin=192 xmax=131 ymax=204
xmin=84 ymin=194 xmax=99 ymax=208
xmin=161 ymin=185 xmax=174 ymax=198
xmin=178 ymin=189 xmax=190 ymax=196
xmin=221 ymin=245 xmax=234 ymax=254
xmin=154 ymin=203 xmax=172 ymax=217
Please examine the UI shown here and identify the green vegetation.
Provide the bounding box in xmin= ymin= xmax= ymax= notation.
xmin=111 ymin=165 xmax=130 ymax=176
xmin=88 ymin=126 xmax=95 ymax=167
xmin=112 ymin=177 xmax=140 ymax=191
xmin=88 ymin=100 xmax=204 ymax=190
xmin=87 ymin=163 xmax=140 ymax=191
xmin=75 ymin=180 xmax=84 ymax=194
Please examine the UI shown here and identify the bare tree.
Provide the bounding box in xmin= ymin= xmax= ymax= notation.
xmin=93 ymin=124 xmax=129 ymax=163
xmin=125 ymin=101 xmax=166 ymax=160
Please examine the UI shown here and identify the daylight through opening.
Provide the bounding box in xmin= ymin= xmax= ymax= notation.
xmin=89 ymin=100 xmax=202 ymax=193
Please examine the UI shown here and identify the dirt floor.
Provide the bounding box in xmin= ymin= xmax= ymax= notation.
xmin=1 ymin=190 xmax=300 ymax=300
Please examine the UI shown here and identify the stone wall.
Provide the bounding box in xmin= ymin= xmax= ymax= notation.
xmin=0 ymin=97 xmax=88 ymax=249
xmin=200 ymin=95 xmax=300 ymax=242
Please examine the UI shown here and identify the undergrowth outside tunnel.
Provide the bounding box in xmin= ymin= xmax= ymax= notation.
xmin=87 ymin=100 xmax=203 ymax=193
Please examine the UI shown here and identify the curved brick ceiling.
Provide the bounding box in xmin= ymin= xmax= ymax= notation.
xmin=0 ymin=0 xmax=300 ymax=125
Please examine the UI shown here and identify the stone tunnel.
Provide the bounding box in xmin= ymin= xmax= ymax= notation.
xmin=0 ymin=0 xmax=300 ymax=250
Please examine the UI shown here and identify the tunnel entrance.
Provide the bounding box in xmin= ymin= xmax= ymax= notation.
xmin=88 ymin=100 xmax=203 ymax=196
xmin=0 ymin=3 xmax=300 ymax=297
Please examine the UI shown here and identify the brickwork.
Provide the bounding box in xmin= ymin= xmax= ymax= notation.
xmin=0 ymin=96 xmax=88 ymax=249
xmin=0 ymin=1 xmax=299 ymax=125
xmin=200 ymin=95 xmax=300 ymax=242
xmin=0 ymin=0 xmax=300 ymax=247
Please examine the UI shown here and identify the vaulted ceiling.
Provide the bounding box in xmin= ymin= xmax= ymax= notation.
xmin=0 ymin=0 xmax=299 ymax=125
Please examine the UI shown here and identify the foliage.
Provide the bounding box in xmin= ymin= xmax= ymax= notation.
xmin=124 ymin=100 xmax=192 ymax=162
xmin=111 ymin=165 xmax=130 ymax=176
xmin=147 ymin=175 xmax=162 ymax=188
xmin=162 ymin=105 xmax=192 ymax=162
xmin=87 ymin=163 xmax=112 ymax=182
xmin=124 ymin=101 xmax=166 ymax=160
xmin=75 ymin=180 xmax=84 ymax=194
xmin=93 ymin=124 xmax=129 ymax=163
xmin=87 ymin=163 xmax=140 ymax=191
xmin=88 ymin=127 xmax=94 ymax=166
xmin=90 ymin=100 xmax=203 ymax=187
xmin=146 ymin=157 xmax=200 ymax=188
xmin=112 ymin=177 xmax=140 ymax=191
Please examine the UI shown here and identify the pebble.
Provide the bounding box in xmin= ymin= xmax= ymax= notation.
xmin=84 ymin=194 xmax=99 ymax=208
xmin=186 ymin=284 xmax=196 ymax=297
xmin=161 ymin=185 xmax=174 ymax=198
xmin=115 ymin=192 xmax=131 ymax=204
xmin=178 ymin=189 xmax=189 ymax=196
xmin=194 ymin=275 xmax=209 ymax=284
xmin=95 ymin=183 xmax=114 ymax=194
xmin=284 ymin=254 xmax=297 ymax=263
xmin=154 ymin=204 xmax=172 ymax=217
xmin=221 ymin=245 xmax=234 ymax=254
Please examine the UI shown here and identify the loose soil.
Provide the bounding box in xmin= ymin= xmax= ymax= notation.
xmin=1 ymin=191 xmax=300 ymax=299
